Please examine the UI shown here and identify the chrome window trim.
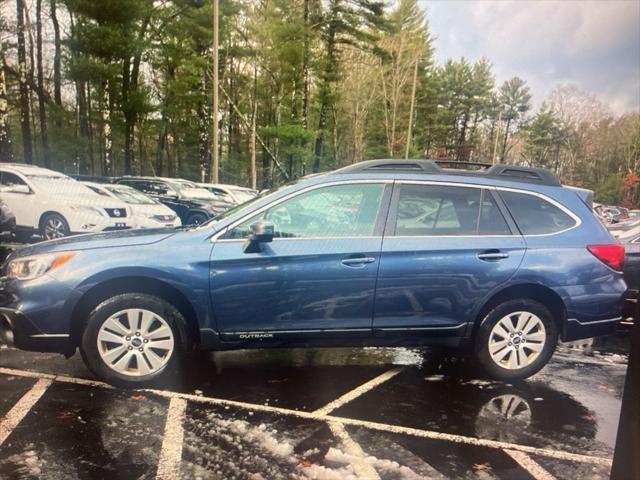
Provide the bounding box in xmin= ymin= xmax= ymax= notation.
xmin=211 ymin=178 xmax=581 ymax=242
xmin=393 ymin=180 xmax=581 ymax=238
xmin=211 ymin=179 xmax=392 ymax=242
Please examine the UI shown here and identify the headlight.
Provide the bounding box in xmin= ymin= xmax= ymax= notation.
xmin=70 ymin=206 xmax=106 ymax=217
xmin=7 ymin=252 xmax=78 ymax=281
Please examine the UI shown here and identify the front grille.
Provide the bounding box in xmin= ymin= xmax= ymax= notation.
xmin=104 ymin=208 xmax=127 ymax=218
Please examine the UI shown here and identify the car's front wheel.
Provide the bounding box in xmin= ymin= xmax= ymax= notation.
xmin=40 ymin=212 xmax=70 ymax=240
xmin=80 ymin=294 xmax=187 ymax=387
xmin=475 ymin=299 xmax=558 ymax=381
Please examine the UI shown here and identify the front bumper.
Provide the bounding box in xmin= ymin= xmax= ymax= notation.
xmin=68 ymin=215 xmax=131 ymax=234
xmin=0 ymin=307 xmax=73 ymax=354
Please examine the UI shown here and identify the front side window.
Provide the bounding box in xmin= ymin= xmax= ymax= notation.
xmin=500 ymin=190 xmax=576 ymax=235
xmin=225 ymin=183 xmax=385 ymax=239
xmin=0 ymin=172 xmax=27 ymax=187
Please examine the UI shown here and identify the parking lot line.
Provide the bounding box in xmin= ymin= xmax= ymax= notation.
xmin=504 ymin=449 xmax=557 ymax=480
xmin=0 ymin=366 xmax=613 ymax=468
xmin=328 ymin=421 xmax=381 ymax=479
xmin=156 ymin=397 xmax=187 ymax=480
xmin=0 ymin=378 xmax=52 ymax=447
xmin=313 ymin=367 xmax=403 ymax=416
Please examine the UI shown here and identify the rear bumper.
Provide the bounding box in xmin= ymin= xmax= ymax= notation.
xmin=0 ymin=307 xmax=73 ymax=354
xmin=562 ymin=316 xmax=621 ymax=342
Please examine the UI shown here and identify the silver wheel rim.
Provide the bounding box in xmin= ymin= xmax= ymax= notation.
xmin=44 ymin=218 xmax=66 ymax=239
xmin=488 ymin=311 xmax=546 ymax=370
xmin=97 ymin=309 xmax=175 ymax=377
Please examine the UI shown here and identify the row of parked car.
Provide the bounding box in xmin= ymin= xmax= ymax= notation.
xmin=0 ymin=163 xmax=257 ymax=241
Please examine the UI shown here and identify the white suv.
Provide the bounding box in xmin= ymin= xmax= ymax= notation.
xmin=0 ymin=164 xmax=132 ymax=240
xmin=82 ymin=182 xmax=181 ymax=229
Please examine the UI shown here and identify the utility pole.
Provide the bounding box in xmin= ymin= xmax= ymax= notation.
xmin=405 ymin=53 xmax=419 ymax=160
xmin=210 ymin=0 xmax=219 ymax=183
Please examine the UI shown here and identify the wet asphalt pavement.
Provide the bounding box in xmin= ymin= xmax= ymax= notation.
xmin=0 ymin=332 xmax=631 ymax=480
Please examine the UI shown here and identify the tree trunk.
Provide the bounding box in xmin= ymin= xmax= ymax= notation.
xmin=405 ymin=55 xmax=419 ymax=160
xmin=36 ymin=0 xmax=50 ymax=167
xmin=313 ymin=11 xmax=336 ymax=173
xmin=101 ymin=83 xmax=113 ymax=176
xmin=500 ymin=117 xmax=512 ymax=161
xmin=301 ymin=0 xmax=310 ymax=130
xmin=50 ymin=0 xmax=62 ymax=114
xmin=249 ymin=63 xmax=257 ymax=189
xmin=16 ymin=0 xmax=33 ymax=164
xmin=0 ymin=43 xmax=14 ymax=162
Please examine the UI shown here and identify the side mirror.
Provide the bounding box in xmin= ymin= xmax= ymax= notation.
xmin=243 ymin=220 xmax=274 ymax=253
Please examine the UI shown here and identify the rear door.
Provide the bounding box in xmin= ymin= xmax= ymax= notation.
xmin=373 ymin=181 xmax=526 ymax=334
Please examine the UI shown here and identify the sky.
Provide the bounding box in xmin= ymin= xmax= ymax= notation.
xmin=420 ymin=0 xmax=640 ymax=115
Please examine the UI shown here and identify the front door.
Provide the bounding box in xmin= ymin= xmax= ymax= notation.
xmin=373 ymin=182 xmax=526 ymax=333
xmin=210 ymin=182 xmax=390 ymax=338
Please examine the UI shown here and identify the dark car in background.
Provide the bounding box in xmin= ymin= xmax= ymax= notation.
xmin=0 ymin=200 xmax=16 ymax=238
xmin=117 ymin=176 xmax=233 ymax=225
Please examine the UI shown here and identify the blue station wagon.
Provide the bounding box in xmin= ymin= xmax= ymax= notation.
xmin=0 ymin=160 xmax=626 ymax=386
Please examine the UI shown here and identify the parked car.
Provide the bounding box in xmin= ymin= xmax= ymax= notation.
xmin=0 ymin=159 xmax=626 ymax=386
xmin=0 ymin=200 xmax=16 ymax=238
xmin=197 ymin=183 xmax=257 ymax=205
xmin=117 ymin=176 xmax=230 ymax=225
xmin=82 ymin=182 xmax=181 ymax=229
xmin=0 ymin=164 xmax=132 ymax=240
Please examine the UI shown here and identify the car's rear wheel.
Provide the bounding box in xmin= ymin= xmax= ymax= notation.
xmin=80 ymin=294 xmax=187 ymax=387
xmin=40 ymin=212 xmax=70 ymax=240
xmin=475 ymin=299 xmax=558 ymax=381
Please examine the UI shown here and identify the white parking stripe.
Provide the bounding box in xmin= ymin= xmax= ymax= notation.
xmin=328 ymin=422 xmax=381 ymax=480
xmin=156 ymin=397 xmax=187 ymax=480
xmin=313 ymin=368 xmax=403 ymax=416
xmin=0 ymin=378 xmax=52 ymax=447
xmin=0 ymin=367 xmax=613 ymax=467
xmin=504 ymin=449 xmax=557 ymax=480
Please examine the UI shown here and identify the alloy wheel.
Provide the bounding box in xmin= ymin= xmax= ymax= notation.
xmin=44 ymin=218 xmax=66 ymax=240
xmin=96 ymin=308 xmax=175 ymax=377
xmin=488 ymin=311 xmax=546 ymax=370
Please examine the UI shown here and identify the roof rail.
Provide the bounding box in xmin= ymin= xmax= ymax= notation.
xmin=333 ymin=159 xmax=561 ymax=187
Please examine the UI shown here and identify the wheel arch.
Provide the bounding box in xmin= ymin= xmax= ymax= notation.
xmin=38 ymin=210 xmax=68 ymax=230
xmin=69 ymin=275 xmax=201 ymax=349
xmin=471 ymin=283 xmax=567 ymax=339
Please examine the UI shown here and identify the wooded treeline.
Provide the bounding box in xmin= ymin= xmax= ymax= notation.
xmin=0 ymin=0 xmax=638 ymax=204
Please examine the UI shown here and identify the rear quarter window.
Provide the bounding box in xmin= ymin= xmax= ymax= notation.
xmin=500 ymin=191 xmax=576 ymax=235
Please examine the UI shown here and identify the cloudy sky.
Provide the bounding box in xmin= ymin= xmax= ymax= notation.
xmin=421 ymin=0 xmax=640 ymax=115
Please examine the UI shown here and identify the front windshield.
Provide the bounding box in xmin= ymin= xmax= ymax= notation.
xmin=27 ymin=174 xmax=96 ymax=196
xmin=231 ymin=189 xmax=257 ymax=203
xmin=106 ymin=186 xmax=156 ymax=205
xmin=195 ymin=180 xmax=301 ymax=230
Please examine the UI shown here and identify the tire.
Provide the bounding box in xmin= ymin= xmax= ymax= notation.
xmin=186 ymin=212 xmax=208 ymax=225
xmin=80 ymin=293 xmax=189 ymax=388
xmin=40 ymin=212 xmax=70 ymax=240
xmin=474 ymin=299 xmax=558 ymax=381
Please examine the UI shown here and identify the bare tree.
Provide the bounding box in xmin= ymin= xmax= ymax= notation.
xmin=36 ymin=0 xmax=50 ymax=167
xmin=16 ymin=0 xmax=33 ymax=164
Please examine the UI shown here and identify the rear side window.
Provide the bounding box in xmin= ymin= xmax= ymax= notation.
xmin=500 ymin=191 xmax=576 ymax=235
xmin=394 ymin=184 xmax=511 ymax=236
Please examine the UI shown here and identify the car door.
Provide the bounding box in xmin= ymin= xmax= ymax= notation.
xmin=0 ymin=171 xmax=38 ymax=228
xmin=210 ymin=181 xmax=391 ymax=339
xmin=373 ymin=181 xmax=526 ymax=334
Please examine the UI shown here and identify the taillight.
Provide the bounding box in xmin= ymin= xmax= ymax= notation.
xmin=587 ymin=244 xmax=625 ymax=272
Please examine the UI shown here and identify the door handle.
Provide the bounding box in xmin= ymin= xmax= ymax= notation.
xmin=477 ymin=250 xmax=509 ymax=261
xmin=341 ymin=256 xmax=376 ymax=267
